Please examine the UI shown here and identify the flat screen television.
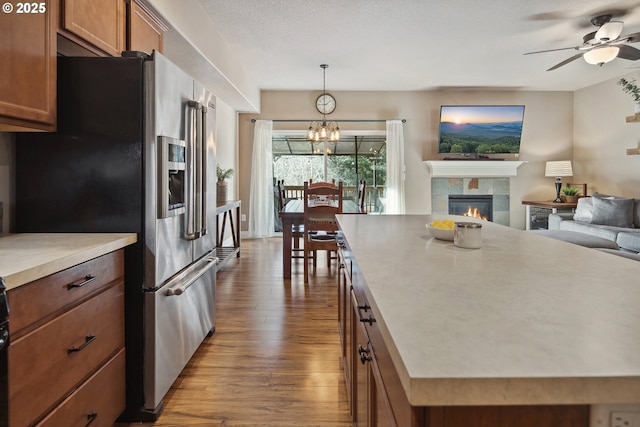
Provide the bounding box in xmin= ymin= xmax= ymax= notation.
xmin=438 ymin=105 xmax=525 ymax=155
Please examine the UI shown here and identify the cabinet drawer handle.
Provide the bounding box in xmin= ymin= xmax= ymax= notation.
xmin=67 ymin=275 xmax=96 ymax=290
xmin=85 ymin=412 xmax=98 ymax=427
xmin=358 ymin=345 xmax=371 ymax=364
xmin=68 ymin=335 xmax=96 ymax=354
xmin=357 ymin=304 xmax=375 ymax=325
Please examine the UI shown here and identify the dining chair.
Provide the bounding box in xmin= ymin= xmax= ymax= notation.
xmin=303 ymin=181 xmax=343 ymax=283
xmin=357 ymin=180 xmax=366 ymax=212
xmin=278 ymin=179 xmax=304 ymax=260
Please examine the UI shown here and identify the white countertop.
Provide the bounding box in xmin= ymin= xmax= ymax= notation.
xmin=337 ymin=214 xmax=640 ymax=406
xmin=0 ymin=233 xmax=137 ymax=290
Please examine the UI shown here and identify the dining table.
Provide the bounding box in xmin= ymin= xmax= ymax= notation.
xmin=279 ymin=198 xmax=362 ymax=279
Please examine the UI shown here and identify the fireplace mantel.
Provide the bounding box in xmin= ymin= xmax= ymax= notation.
xmin=424 ymin=160 xmax=527 ymax=178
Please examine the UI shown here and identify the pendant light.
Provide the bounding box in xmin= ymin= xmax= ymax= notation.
xmin=307 ymin=64 xmax=340 ymax=143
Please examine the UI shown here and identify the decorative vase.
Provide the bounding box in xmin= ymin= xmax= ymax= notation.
xmin=217 ymin=182 xmax=227 ymax=203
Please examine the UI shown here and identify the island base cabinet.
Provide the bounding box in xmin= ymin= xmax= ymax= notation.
xmin=426 ymin=405 xmax=589 ymax=427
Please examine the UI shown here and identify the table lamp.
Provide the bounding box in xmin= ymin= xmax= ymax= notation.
xmin=545 ymin=160 xmax=573 ymax=203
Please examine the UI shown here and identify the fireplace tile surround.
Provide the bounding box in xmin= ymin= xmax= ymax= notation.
xmin=432 ymin=178 xmax=510 ymax=226
xmin=425 ymin=160 xmax=526 ymax=227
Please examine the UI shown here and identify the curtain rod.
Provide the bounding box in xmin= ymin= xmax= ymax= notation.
xmin=250 ymin=119 xmax=406 ymax=123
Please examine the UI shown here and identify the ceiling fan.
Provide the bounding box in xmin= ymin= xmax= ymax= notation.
xmin=525 ymin=14 xmax=640 ymax=71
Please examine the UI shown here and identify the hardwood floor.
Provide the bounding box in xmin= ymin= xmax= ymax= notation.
xmin=119 ymin=238 xmax=352 ymax=426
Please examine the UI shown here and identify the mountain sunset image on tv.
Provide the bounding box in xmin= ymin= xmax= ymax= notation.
xmin=438 ymin=105 xmax=525 ymax=155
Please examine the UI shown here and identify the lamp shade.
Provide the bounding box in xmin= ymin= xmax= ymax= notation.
xmin=583 ymin=46 xmax=619 ymax=65
xmin=545 ymin=160 xmax=573 ymax=177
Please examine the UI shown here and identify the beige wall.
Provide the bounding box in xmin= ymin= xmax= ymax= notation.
xmin=216 ymin=98 xmax=239 ymax=201
xmin=239 ymin=90 xmax=574 ymax=230
xmin=574 ymin=74 xmax=640 ymax=197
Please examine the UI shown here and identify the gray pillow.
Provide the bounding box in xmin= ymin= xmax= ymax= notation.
xmin=573 ymin=197 xmax=593 ymax=223
xmin=591 ymin=196 xmax=634 ymax=228
xmin=634 ymin=199 xmax=640 ymax=228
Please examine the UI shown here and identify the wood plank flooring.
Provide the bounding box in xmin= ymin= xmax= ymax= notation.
xmin=118 ymin=238 xmax=352 ymax=426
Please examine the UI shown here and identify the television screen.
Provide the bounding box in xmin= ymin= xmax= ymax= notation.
xmin=438 ymin=105 xmax=525 ymax=155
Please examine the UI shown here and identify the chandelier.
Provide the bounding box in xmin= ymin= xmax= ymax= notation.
xmin=307 ymin=64 xmax=340 ymax=143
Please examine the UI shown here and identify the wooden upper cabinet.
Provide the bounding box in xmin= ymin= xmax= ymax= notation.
xmin=127 ymin=0 xmax=168 ymax=54
xmin=0 ymin=0 xmax=56 ymax=131
xmin=60 ymin=0 xmax=126 ymax=56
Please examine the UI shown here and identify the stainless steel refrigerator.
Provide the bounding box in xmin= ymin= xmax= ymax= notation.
xmin=16 ymin=51 xmax=217 ymax=421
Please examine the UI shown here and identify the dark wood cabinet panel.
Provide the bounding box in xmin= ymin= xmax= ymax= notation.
xmin=0 ymin=0 xmax=56 ymax=131
xmin=427 ymin=405 xmax=590 ymax=427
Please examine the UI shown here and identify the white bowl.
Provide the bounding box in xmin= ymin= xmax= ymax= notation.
xmin=426 ymin=224 xmax=454 ymax=241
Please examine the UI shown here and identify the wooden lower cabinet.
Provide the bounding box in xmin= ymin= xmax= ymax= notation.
xmin=36 ymin=349 xmax=126 ymax=427
xmin=338 ymin=247 xmax=589 ymax=427
xmin=8 ymin=249 xmax=126 ymax=427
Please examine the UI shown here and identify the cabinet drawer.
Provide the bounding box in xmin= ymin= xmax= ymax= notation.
xmin=36 ymin=348 xmax=126 ymax=427
xmin=9 ymin=282 xmax=124 ymax=427
xmin=8 ymin=250 xmax=124 ymax=338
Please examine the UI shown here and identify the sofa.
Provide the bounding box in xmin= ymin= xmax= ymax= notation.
xmin=548 ymin=193 xmax=640 ymax=254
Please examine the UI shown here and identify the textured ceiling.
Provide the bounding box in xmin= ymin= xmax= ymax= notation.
xmin=198 ymin=0 xmax=640 ymax=92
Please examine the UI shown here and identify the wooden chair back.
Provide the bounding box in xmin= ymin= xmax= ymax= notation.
xmin=303 ymin=181 xmax=343 ymax=283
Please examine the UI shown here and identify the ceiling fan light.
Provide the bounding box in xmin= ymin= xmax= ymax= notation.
xmin=583 ymin=46 xmax=620 ymax=65
xmin=595 ymin=21 xmax=624 ymax=42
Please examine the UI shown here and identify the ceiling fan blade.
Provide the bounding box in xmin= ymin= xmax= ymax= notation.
xmin=617 ymin=44 xmax=640 ymax=60
xmin=524 ymin=46 xmax=579 ymax=55
xmin=622 ymin=31 xmax=640 ymax=43
xmin=547 ymin=53 xmax=585 ymax=71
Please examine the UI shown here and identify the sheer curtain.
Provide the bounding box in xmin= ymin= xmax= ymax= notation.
xmin=248 ymin=120 xmax=275 ymax=237
xmin=385 ymin=120 xmax=406 ymax=214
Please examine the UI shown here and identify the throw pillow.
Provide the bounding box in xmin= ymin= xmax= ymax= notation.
xmin=593 ymin=192 xmax=623 ymax=200
xmin=573 ymin=197 xmax=593 ymax=223
xmin=591 ymin=196 xmax=634 ymax=228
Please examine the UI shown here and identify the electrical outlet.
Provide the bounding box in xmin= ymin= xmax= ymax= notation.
xmin=241 ymin=214 xmax=246 ymax=222
xmin=611 ymin=412 xmax=640 ymax=427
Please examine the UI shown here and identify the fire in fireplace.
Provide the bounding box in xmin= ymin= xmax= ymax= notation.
xmin=448 ymin=195 xmax=493 ymax=221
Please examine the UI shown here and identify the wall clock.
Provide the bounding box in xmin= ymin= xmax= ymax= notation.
xmin=316 ymin=94 xmax=336 ymax=114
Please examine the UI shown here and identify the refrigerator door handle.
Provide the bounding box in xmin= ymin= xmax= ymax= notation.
xmin=194 ymin=101 xmax=203 ymax=238
xmin=184 ymin=101 xmax=199 ymax=240
xmin=200 ymin=105 xmax=208 ymax=237
xmin=164 ymin=255 xmax=218 ymax=296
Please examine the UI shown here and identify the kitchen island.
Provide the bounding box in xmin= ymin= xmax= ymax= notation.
xmin=336 ymin=214 xmax=640 ymax=426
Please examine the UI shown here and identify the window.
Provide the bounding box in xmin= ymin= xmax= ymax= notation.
xmin=273 ymin=132 xmax=386 ymax=214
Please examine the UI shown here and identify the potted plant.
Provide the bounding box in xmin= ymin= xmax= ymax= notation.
xmin=617 ymin=78 xmax=640 ymax=113
xmin=561 ymin=185 xmax=580 ymax=203
xmin=216 ymin=166 xmax=234 ymax=203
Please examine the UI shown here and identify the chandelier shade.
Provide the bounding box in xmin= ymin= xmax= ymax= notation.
xmin=308 ymin=64 xmax=340 ymax=143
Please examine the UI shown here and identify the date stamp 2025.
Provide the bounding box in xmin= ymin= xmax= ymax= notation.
xmin=2 ymin=2 xmax=46 ymax=14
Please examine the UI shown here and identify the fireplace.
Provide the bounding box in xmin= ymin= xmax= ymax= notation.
xmin=449 ymin=195 xmax=493 ymax=221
